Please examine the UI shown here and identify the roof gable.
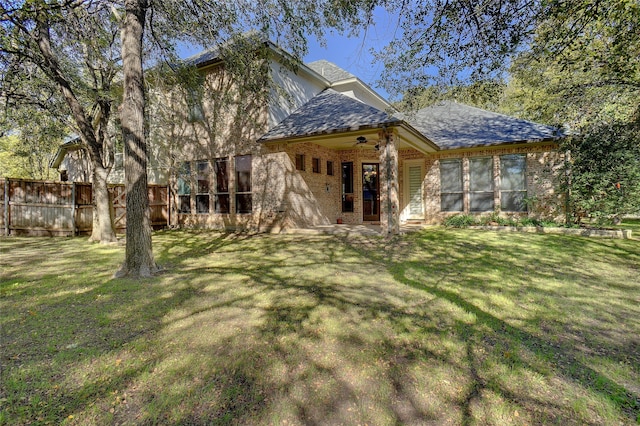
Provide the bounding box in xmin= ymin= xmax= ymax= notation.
xmin=260 ymin=89 xmax=399 ymax=141
xmin=401 ymin=101 xmax=560 ymax=150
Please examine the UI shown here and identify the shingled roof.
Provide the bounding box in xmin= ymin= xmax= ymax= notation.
xmin=400 ymin=101 xmax=560 ymax=150
xmin=259 ymin=89 xmax=400 ymax=142
xmin=306 ymin=60 xmax=355 ymax=83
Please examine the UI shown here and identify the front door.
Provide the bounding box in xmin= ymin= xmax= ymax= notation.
xmin=362 ymin=163 xmax=380 ymax=221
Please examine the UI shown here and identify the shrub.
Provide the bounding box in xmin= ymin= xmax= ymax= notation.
xmin=518 ymin=217 xmax=542 ymax=227
xmin=444 ymin=214 xmax=477 ymax=228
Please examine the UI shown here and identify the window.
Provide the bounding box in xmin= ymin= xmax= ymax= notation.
xmin=177 ymin=162 xmax=191 ymax=213
xmin=195 ymin=161 xmax=210 ymax=214
xmin=312 ymin=157 xmax=321 ymax=173
xmin=342 ymin=162 xmax=354 ymax=212
xmin=469 ymin=157 xmax=494 ymax=212
xmin=186 ymin=78 xmax=204 ymax=122
xmin=440 ymin=159 xmax=463 ymax=211
xmin=214 ymin=158 xmax=230 ymax=213
xmin=326 ymin=160 xmax=334 ymax=176
xmin=235 ymin=155 xmax=252 ymax=213
xmin=295 ymin=154 xmax=305 ymax=171
xmin=500 ymin=154 xmax=527 ymax=211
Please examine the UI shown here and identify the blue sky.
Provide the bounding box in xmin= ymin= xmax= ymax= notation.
xmin=177 ymin=7 xmax=398 ymax=101
xmin=302 ymin=8 xmax=399 ymax=100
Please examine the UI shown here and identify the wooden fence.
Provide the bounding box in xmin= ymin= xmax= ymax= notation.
xmin=1 ymin=178 xmax=168 ymax=236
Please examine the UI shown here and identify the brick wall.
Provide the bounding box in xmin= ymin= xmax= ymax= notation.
xmin=419 ymin=143 xmax=565 ymax=224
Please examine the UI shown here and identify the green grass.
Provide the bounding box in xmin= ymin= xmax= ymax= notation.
xmin=1 ymin=226 xmax=639 ymax=425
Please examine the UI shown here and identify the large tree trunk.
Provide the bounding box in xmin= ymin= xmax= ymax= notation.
xmin=90 ymin=164 xmax=117 ymax=243
xmin=116 ymin=0 xmax=157 ymax=278
xmin=34 ymin=13 xmax=117 ymax=243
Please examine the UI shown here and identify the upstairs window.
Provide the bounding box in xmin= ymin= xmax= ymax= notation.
xmin=295 ymin=154 xmax=305 ymax=171
xmin=312 ymin=157 xmax=321 ymax=173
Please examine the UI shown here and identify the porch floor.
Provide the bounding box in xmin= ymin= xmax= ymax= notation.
xmin=282 ymin=223 xmax=431 ymax=237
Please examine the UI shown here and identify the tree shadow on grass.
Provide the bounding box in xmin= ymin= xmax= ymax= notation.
xmin=383 ymin=244 xmax=640 ymax=424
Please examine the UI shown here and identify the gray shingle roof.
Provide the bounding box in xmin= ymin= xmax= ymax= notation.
xmin=259 ymin=89 xmax=399 ymax=141
xmin=306 ymin=60 xmax=355 ymax=83
xmin=400 ymin=101 xmax=560 ymax=150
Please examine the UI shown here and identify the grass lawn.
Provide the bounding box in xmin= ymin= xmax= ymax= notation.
xmin=1 ymin=226 xmax=639 ymax=425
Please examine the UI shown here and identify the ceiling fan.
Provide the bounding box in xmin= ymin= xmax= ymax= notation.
xmin=354 ymin=136 xmax=380 ymax=151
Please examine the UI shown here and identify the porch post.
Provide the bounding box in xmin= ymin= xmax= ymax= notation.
xmin=380 ymin=128 xmax=400 ymax=235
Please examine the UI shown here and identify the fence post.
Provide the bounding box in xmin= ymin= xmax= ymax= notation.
xmin=71 ymin=182 xmax=77 ymax=236
xmin=4 ymin=178 xmax=9 ymax=236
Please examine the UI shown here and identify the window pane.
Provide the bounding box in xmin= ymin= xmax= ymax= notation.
xmin=235 ymin=155 xmax=252 ymax=193
xmin=197 ymin=161 xmax=209 ymax=193
xmin=215 ymin=194 xmax=230 ymax=214
xmin=236 ymin=194 xmax=252 ymax=214
xmin=179 ymin=195 xmax=191 ymax=213
xmin=500 ymin=155 xmax=526 ymax=190
xmin=441 ymin=194 xmax=463 ymax=212
xmin=215 ymin=158 xmax=229 ymax=192
xmin=470 ymin=192 xmax=494 ymax=211
xmin=177 ymin=162 xmax=191 ymax=195
xmin=440 ymin=159 xmax=462 ymax=192
xmin=469 ymin=157 xmax=493 ymax=191
xmin=342 ymin=194 xmax=354 ymax=213
xmin=342 ymin=162 xmax=353 ymax=195
xmin=196 ymin=195 xmax=209 ymax=213
xmin=327 ymin=161 xmax=334 ymax=176
xmin=502 ymin=191 xmax=527 ymax=212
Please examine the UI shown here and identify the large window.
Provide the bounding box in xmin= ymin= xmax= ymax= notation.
xmin=195 ymin=161 xmax=210 ymax=214
xmin=342 ymin=162 xmax=354 ymax=212
xmin=177 ymin=162 xmax=191 ymax=213
xmin=440 ymin=159 xmax=463 ymax=211
xmin=235 ymin=155 xmax=252 ymax=213
xmin=214 ymin=158 xmax=229 ymax=213
xmin=500 ymin=154 xmax=527 ymax=211
xmin=469 ymin=157 xmax=494 ymax=212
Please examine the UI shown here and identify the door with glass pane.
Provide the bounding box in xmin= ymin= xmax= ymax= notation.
xmin=362 ymin=163 xmax=380 ymax=221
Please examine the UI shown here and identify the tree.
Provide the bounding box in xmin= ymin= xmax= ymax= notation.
xmin=0 ymin=102 xmax=67 ymax=179
xmin=562 ymin=121 xmax=640 ymax=225
xmin=112 ymin=0 xmax=384 ymax=277
xmin=376 ymin=0 xmax=640 ymax=99
xmin=0 ymin=0 xmax=121 ymax=243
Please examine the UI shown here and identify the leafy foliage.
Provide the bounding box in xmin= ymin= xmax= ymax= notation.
xmin=562 ymin=121 xmax=640 ymax=225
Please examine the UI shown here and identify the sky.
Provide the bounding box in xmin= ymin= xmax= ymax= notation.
xmin=177 ymin=7 xmax=398 ymax=101
xmin=301 ymin=8 xmax=400 ymax=101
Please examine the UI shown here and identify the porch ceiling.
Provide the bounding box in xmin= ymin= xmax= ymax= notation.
xmin=263 ymin=125 xmax=439 ymax=155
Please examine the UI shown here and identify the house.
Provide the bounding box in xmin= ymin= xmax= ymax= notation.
xmin=53 ymin=39 xmax=564 ymax=234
